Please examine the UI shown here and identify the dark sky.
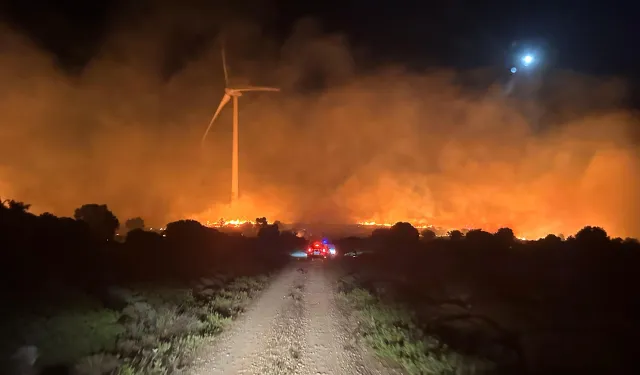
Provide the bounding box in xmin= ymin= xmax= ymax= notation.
xmin=1 ymin=0 xmax=637 ymax=77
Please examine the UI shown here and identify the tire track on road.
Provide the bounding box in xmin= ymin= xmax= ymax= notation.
xmin=189 ymin=265 xmax=302 ymax=375
xmin=190 ymin=260 xmax=399 ymax=375
xmin=252 ymin=268 xmax=307 ymax=374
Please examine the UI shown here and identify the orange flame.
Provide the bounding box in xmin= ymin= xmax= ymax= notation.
xmin=357 ymin=220 xmax=538 ymax=241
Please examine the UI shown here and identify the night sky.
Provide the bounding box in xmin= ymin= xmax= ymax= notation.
xmin=2 ymin=0 xmax=637 ymax=77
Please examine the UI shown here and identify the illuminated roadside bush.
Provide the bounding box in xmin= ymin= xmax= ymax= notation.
xmin=11 ymin=309 xmax=124 ymax=366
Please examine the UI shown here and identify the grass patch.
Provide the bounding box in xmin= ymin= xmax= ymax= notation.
xmin=208 ymin=290 xmax=251 ymax=317
xmin=226 ymin=275 xmax=268 ymax=296
xmin=2 ymin=308 xmax=124 ymax=368
xmin=339 ymin=286 xmax=495 ymax=375
xmin=122 ymin=334 xmax=203 ymax=375
xmin=2 ymin=274 xmax=270 ymax=375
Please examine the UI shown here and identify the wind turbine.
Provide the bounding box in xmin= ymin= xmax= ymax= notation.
xmin=201 ymin=46 xmax=280 ymax=206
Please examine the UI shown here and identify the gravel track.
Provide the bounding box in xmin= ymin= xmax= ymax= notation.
xmin=189 ymin=259 xmax=399 ymax=375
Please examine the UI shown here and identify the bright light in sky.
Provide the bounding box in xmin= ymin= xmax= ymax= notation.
xmin=510 ymin=67 xmax=517 ymax=73
xmin=522 ymin=55 xmax=534 ymax=66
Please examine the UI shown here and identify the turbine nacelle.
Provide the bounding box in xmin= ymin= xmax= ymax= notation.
xmin=224 ymin=88 xmax=239 ymax=96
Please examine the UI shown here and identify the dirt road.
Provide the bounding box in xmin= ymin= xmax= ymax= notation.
xmin=190 ymin=259 xmax=399 ymax=375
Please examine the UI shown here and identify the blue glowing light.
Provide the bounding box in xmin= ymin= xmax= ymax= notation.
xmin=510 ymin=67 xmax=517 ymax=74
xmin=522 ymin=55 xmax=534 ymax=66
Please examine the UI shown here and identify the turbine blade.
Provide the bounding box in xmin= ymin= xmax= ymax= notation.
xmin=233 ymin=86 xmax=280 ymax=93
xmin=221 ymin=47 xmax=229 ymax=87
xmin=201 ymin=94 xmax=231 ymax=147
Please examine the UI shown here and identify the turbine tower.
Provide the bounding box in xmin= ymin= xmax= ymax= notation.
xmin=201 ymin=46 xmax=280 ymax=206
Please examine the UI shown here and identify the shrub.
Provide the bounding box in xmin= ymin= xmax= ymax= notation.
xmin=342 ymin=288 xmax=495 ymax=375
xmin=74 ymin=353 xmax=121 ymax=375
xmin=19 ymin=309 xmax=124 ymax=366
xmin=126 ymin=335 xmax=201 ymax=374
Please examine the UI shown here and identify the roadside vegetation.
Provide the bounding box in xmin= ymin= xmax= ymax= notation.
xmin=334 ymin=223 xmax=639 ymax=375
xmin=338 ymin=279 xmax=498 ymax=375
xmin=1 ymin=199 xmax=303 ymax=375
xmin=4 ymin=276 xmax=270 ymax=375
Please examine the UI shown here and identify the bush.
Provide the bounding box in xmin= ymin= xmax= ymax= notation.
xmin=114 ymin=276 xmax=263 ymax=373
xmin=340 ymin=287 xmax=495 ymax=375
xmin=1 ymin=198 xmax=286 ymax=374
xmin=17 ymin=309 xmax=124 ymax=366
xmin=208 ymin=290 xmax=250 ymax=317
xmin=126 ymin=335 xmax=201 ymax=375
xmin=74 ymin=353 xmax=121 ymax=375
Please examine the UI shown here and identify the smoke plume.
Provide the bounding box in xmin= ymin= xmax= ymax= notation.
xmin=1 ymin=10 xmax=638 ymax=238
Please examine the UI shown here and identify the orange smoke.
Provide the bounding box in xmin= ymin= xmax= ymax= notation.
xmin=0 ymin=18 xmax=639 ymax=240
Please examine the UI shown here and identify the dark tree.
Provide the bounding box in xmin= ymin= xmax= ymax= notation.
xmin=164 ymin=219 xmax=204 ymax=240
xmin=494 ymin=227 xmax=516 ymax=246
xmin=575 ymin=226 xmax=609 ymax=246
xmin=39 ymin=212 xmax=56 ymax=219
xmin=448 ymin=230 xmax=464 ymax=241
xmin=257 ymin=223 xmax=280 ymax=240
xmin=125 ymin=228 xmax=163 ymax=251
xmin=390 ymin=222 xmax=419 ymax=242
xmin=255 ymin=217 xmax=268 ymax=227
xmin=421 ymin=229 xmax=437 ymax=241
xmin=466 ymin=229 xmax=494 ymax=245
xmin=541 ymin=233 xmax=563 ymax=246
xmin=125 ymin=217 xmax=145 ymax=232
xmin=73 ymin=204 xmax=120 ymax=243
xmin=1 ymin=199 xmax=31 ymax=214
xmin=371 ymin=228 xmax=391 ymax=238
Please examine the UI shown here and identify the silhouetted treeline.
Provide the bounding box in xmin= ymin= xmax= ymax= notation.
xmin=0 ymin=199 xmax=304 ymax=303
xmin=337 ymin=223 xmax=640 ymax=374
xmin=337 ymin=221 xmax=640 ymax=334
xmin=338 ymin=223 xmax=640 ymax=295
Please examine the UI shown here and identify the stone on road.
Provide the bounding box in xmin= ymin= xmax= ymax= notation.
xmin=189 ymin=259 xmax=398 ymax=375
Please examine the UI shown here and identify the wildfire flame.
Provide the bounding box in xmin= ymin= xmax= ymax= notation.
xmin=358 ymin=221 xmax=438 ymax=229
xmin=357 ymin=220 xmax=540 ymax=241
xmin=185 ymin=194 xmax=556 ymax=239
xmin=188 ymin=216 xmax=543 ymax=241
xmin=201 ymin=219 xmax=253 ymax=228
xmin=188 ymin=194 xmax=280 ymax=229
